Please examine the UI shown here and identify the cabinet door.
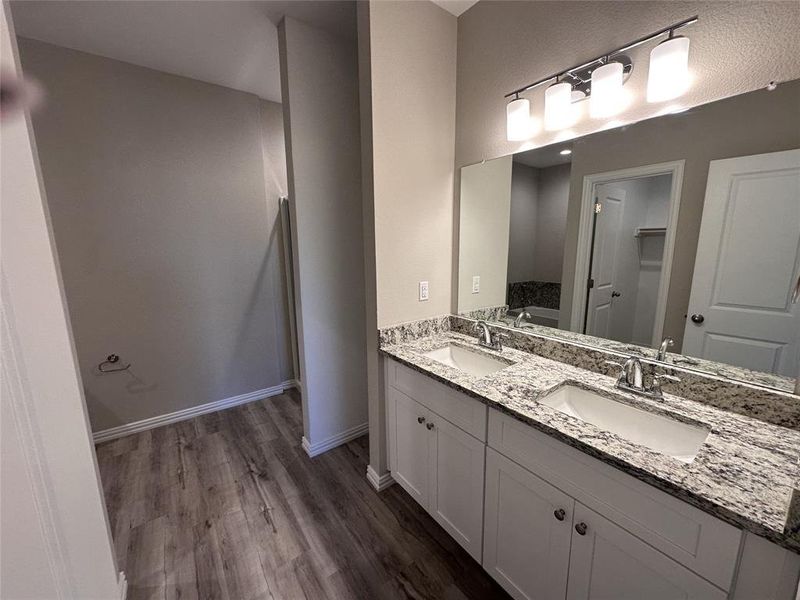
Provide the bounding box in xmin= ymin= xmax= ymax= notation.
xmin=483 ymin=448 xmax=573 ymax=600
xmin=428 ymin=414 xmax=486 ymax=561
xmin=567 ymin=503 xmax=727 ymax=600
xmin=389 ymin=388 xmax=431 ymax=507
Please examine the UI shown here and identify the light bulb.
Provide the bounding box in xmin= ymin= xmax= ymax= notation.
xmin=647 ymin=36 xmax=690 ymax=103
xmin=544 ymin=82 xmax=576 ymax=131
xmin=590 ymin=61 xmax=624 ymax=119
xmin=506 ymin=97 xmax=532 ymax=141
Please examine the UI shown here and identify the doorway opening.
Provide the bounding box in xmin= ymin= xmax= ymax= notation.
xmin=571 ymin=161 xmax=684 ymax=348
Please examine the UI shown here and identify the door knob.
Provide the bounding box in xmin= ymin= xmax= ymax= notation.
xmin=611 ymin=291 xmax=621 ymax=298
xmin=426 ymin=422 xmax=435 ymax=430
xmin=575 ymin=522 xmax=588 ymax=536
xmin=553 ymin=508 xmax=566 ymax=521
xmin=690 ymin=314 xmax=705 ymax=324
xmin=417 ymin=416 xmax=426 ymax=424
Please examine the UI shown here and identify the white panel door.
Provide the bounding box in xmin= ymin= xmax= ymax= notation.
xmin=683 ymin=150 xmax=800 ymax=376
xmin=428 ymin=414 xmax=486 ymax=561
xmin=586 ymin=187 xmax=625 ymax=339
xmin=483 ymin=449 xmax=573 ymax=600
xmin=566 ymin=503 xmax=726 ymax=600
xmin=389 ymin=388 xmax=431 ymax=507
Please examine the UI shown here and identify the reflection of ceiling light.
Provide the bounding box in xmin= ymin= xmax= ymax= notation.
xmin=560 ymin=149 xmax=572 ymax=156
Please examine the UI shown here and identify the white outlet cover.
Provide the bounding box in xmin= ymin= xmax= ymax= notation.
xmin=472 ymin=275 xmax=480 ymax=294
xmin=419 ymin=281 xmax=429 ymax=301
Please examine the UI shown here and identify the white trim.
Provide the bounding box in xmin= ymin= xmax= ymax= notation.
xmin=92 ymin=380 xmax=299 ymax=443
xmin=571 ymin=160 xmax=684 ymax=347
xmin=301 ymin=422 xmax=369 ymax=458
xmin=117 ymin=572 xmax=128 ymax=600
xmin=366 ymin=465 xmax=395 ymax=492
xmin=1 ymin=293 xmax=71 ymax=597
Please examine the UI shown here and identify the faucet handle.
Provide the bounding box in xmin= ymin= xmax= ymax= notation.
xmin=604 ymin=360 xmax=625 ymax=382
xmin=651 ymin=373 xmax=681 ymax=397
xmin=654 ymin=373 xmax=681 ymax=385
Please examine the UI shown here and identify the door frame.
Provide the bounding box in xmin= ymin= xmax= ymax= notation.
xmin=570 ymin=160 xmax=684 ymax=347
xmin=1 ymin=5 xmax=124 ymax=598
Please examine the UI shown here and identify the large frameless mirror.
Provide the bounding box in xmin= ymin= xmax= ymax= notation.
xmin=457 ymin=80 xmax=800 ymax=393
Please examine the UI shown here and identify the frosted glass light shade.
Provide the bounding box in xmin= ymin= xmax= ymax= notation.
xmin=544 ymin=82 xmax=575 ymax=131
xmin=590 ymin=61 xmax=624 ymax=119
xmin=647 ymin=36 xmax=690 ymax=103
xmin=506 ymin=97 xmax=531 ymax=141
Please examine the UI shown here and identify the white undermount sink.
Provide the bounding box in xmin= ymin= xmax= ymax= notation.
xmin=422 ymin=343 xmax=511 ymax=377
xmin=540 ymin=385 xmax=710 ymax=463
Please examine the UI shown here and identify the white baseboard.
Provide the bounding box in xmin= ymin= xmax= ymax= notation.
xmin=93 ymin=380 xmax=299 ymax=443
xmin=301 ymin=421 xmax=368 ymax=458
xmin=366 ymin=465 xmax=395 ymax=492
xmin=117 ymin=571 xmax=127 ymax=600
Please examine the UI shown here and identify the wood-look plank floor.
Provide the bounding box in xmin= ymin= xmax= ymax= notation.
xmin=96 ymin=389 xmax=512 ymax=600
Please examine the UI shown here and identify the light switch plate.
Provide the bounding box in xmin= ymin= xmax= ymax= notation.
xmin=419 ymin=281 xmax=429 ymax=301
xmin=472 ymin=275 xmax=480 ymax=294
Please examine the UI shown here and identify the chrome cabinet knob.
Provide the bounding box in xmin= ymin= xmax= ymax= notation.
xmin=690 ymin=314 xmax=705 ymax=324
xmin=417 ymin=416 xmax=426 ymax=424
xmin=426 ymin=422 xmax=434 ymax=430
xmin=553 ymin=508 xmax=566 ymax=521
xmin=575 ymin=522 xmax=588 ymax=536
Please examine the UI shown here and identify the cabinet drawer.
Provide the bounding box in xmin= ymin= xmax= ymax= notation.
xmin=388 ymin=359 xmax=487 ymax=441
xmin=488 ymin=409 xmax=742 ymax=591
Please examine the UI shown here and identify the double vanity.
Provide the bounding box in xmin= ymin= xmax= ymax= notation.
xmin=379 ymin=317 xmax=800 ymax=600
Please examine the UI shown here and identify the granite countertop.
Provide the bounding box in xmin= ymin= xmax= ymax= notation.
xmin=380 ymin=331 xmax=800 ymax=553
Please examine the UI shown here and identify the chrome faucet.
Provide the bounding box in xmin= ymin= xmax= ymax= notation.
xmin=513 ymin=309 xmax=532 ymax=328
xmin=474 ymin=320 xmax=505 ymax=351
xmin=656 ymin=337 xmax=674 ymax=362
xmin=605 ymin=356 xmax=680 ymax=400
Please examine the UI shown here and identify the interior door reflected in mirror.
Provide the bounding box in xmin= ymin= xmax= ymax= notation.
xmin=457 ymin=80 xmax=800 ymax=392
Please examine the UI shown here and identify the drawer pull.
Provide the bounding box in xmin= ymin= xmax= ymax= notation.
xmin=417 ymin=416 xmax=426 ymax=424
xmin=553 ymin=508 xmax=566 ymax=521
xmin=575 ymin=522 xmax=588 ymax=536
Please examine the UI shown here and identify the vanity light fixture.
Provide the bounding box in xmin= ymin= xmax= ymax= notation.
xmin=506 ymin=94 xmax=532 ymax=141
xmin=544 ymin=79 xmax=577 ymax=131
xmin=590 ymin=60 xmax=625 ymax=118
xmin=504 ymin=16 xmax=697 ymax=130
xmin=647 ymin=32 xmax=691 ymax=103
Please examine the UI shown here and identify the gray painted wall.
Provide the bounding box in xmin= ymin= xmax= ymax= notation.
xmin=507 ymin=162 xmax=570 ymax=285
xmin=368 ymin=0 xmax=457 ymax=328
xmin=507 ymin=162 xmax=538 ymax=284
xmin=19 ymin=38 xmax=294 ymax=432
xmin=532 ymin=163 xmax=570 ymax=284
xmin=279 ymin=17 xmax=368 ymax=450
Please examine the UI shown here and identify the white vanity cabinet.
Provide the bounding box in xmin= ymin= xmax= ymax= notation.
xmin=384 ymin=358 xmax=800 ymax=600
xmin=483 ymin=448 xmax=725 ymax=600
xmin=483 ymin=448 xmax=573 ymax=600
xmin=566 ymin=503 xmax=726 ymax=600
xmin=386 ymin=362 xmax=487 ymax=561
